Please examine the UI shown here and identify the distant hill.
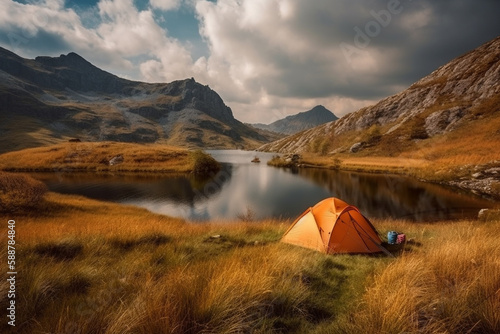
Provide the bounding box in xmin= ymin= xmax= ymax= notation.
xmin=0 ymin=48 xmax=277 ymax=153
xmin=260 ymin=36 xmax=500 ymax=159
xmin=252 ymin=105 xmax=338 ymax=135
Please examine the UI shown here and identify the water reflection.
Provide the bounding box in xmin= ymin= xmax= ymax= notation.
xmin=37 ymin=150 xmax=493 ymax=222
xmin=39 ymin=172 xmax=230 ymax=208
xmin=294 ymin=168 xmax=489 ymax=221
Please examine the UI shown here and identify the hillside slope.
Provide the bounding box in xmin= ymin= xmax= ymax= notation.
xmin=259 ymin=36 xmax=500 ymax=197
xmin=253 ymin=105 xmax=338 ymax=135
xmin=260 ymin=36 xmax=500 ymax=158
xmin=0 ymin=48 xmax=274 ymax=153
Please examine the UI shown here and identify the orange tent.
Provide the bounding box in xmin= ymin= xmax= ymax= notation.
xmin=282 ymin=197 xmax=387 ymax=255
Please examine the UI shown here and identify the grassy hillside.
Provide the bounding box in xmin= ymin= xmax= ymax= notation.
xmin=0 ymin=186 xmax=499 ymax=333
xmin=265 ymin=92 xmax=500 ymax=163
xmin=0 ymin=142 xmax=219 ymax=174
xmin=262 ymin=94 xmax=500 ymax=198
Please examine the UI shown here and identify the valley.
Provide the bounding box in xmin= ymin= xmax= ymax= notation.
xmin=0 ymin=29 xmax=499 ymax=334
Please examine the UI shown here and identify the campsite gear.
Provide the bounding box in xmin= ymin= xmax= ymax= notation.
xmin=396 ymin=233 xmax=406 ymax=244
xmin=387 ymin=231 xmax=398 ymax=245
xmin=282 ymin=197 xmax=390 ymax=255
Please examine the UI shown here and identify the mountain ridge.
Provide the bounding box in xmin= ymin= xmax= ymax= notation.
xmin=0 ymin=48 xmax=277 ymax=153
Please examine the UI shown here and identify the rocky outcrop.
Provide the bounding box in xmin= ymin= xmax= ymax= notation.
xmin=108 ymin=155 xmax=124 ymax=166
xmin=424 ymin=107 xmax=465 ymax=137
xmin=349 ymin=142 xmax=364 ymax=153
xmin=445 ymin=162 xmax=500 ymax=199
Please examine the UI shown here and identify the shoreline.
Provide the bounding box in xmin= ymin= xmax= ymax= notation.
xmin=269 ymin=153 xmax=500 ymax=201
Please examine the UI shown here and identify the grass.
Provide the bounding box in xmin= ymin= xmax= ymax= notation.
xmin=0 ymin=142 xmax=220 ymax=175
xmin=299 ymin=154 xmax=430 ymax=174
xmin=334 ymin=221 xmax=500 ymax=334
xmin=267 ymin=155 xmax=296 ymax=168
xmin=0 ymin=171 xmax=47 ymax=212
xmin=0 ymin=190 xmax=499 ymax=333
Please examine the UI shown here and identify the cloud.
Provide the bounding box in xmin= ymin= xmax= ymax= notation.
xmin=0 ymin=0 xmax=196 ymax=81
xmin=195 ymin=0 xmax=428 ymax=102
xmin=194 ymin=0 xmax=500 ymax=121
xmin=0 ymin=0 xmax=499 ymax=123
xmin=193 ymin=0 xmax=405 ymax=120
xmin=150 ymin=0 xmax=181 ymax=11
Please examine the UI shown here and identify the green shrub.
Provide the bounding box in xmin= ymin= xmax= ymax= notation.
xmin=0 ymin=171 xmax=47 ymax=212
xmin=267 ymin=156 xmax=295 ymax=168
xmin=364 ymin=124 xmax=382 ymax=143
xmin=410 ymin=116 xmax=429 ymax=139
xmin=191 ymin=150 xmax=221 ymax=175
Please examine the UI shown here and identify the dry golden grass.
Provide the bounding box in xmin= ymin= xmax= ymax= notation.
xmin=0 ymin=141 xmax=216 ymax=174
xmin=0 ymin=192 xmax=385 ymax=333
xmin=0 ymin=190 xmax=498 ymax=333
xmin=0 ymin=171 xmax=47 ymax=212
xmin=401 ymin=110 xmax=500 ymax=167
xmin=334 ymin=220 xmax=500 ymax=334
xmin=301 ymin=154 xmax=430 ymax=174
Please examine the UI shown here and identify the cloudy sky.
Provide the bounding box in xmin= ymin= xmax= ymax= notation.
xmin=1 ymin=0 xmax=499 ymax=123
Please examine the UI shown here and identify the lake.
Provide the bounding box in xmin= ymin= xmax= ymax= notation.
xmin=38 ymin=150 xmax=493 ymax=222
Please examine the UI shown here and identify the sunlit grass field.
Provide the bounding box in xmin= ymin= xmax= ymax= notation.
xmin=0 ymin=142 xmax=219 ymax=174
xmin=1 ymin=188 xmax=498 ymax=333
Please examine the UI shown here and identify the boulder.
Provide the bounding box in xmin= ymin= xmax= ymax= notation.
xmin=424 ymin=107 xmax=465 ymax=137
xmin=478 ymin=209 xmax=489 ymax=219
xmin=109 ymin=155 xmax=124 ymax=166
xmin=349 ymin=142 xmax=364 ymax=153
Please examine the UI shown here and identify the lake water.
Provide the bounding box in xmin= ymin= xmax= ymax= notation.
xmin=39 ymin=150 xmax=493 ymax=222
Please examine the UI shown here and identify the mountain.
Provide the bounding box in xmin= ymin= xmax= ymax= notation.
xmin=259 ymin=36 xmax=500 ymax=157
xmin=0 ymin=47 xmax=276 ymax=153
xmin=252 ymin=105 xmax=338 ymax=135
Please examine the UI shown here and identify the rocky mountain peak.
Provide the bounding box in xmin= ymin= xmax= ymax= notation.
xmin=183 ymin=80 xmax=235 ymax=124
xmin=157 ymin=78 xmax=236 ymax=124
xmin=290 ymin=105 xmax=338 ymax=123
xmin=35 ymin=52 xmax=95 ymax=71
xmin=253 ymin=104 xmax=338 ymax=135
